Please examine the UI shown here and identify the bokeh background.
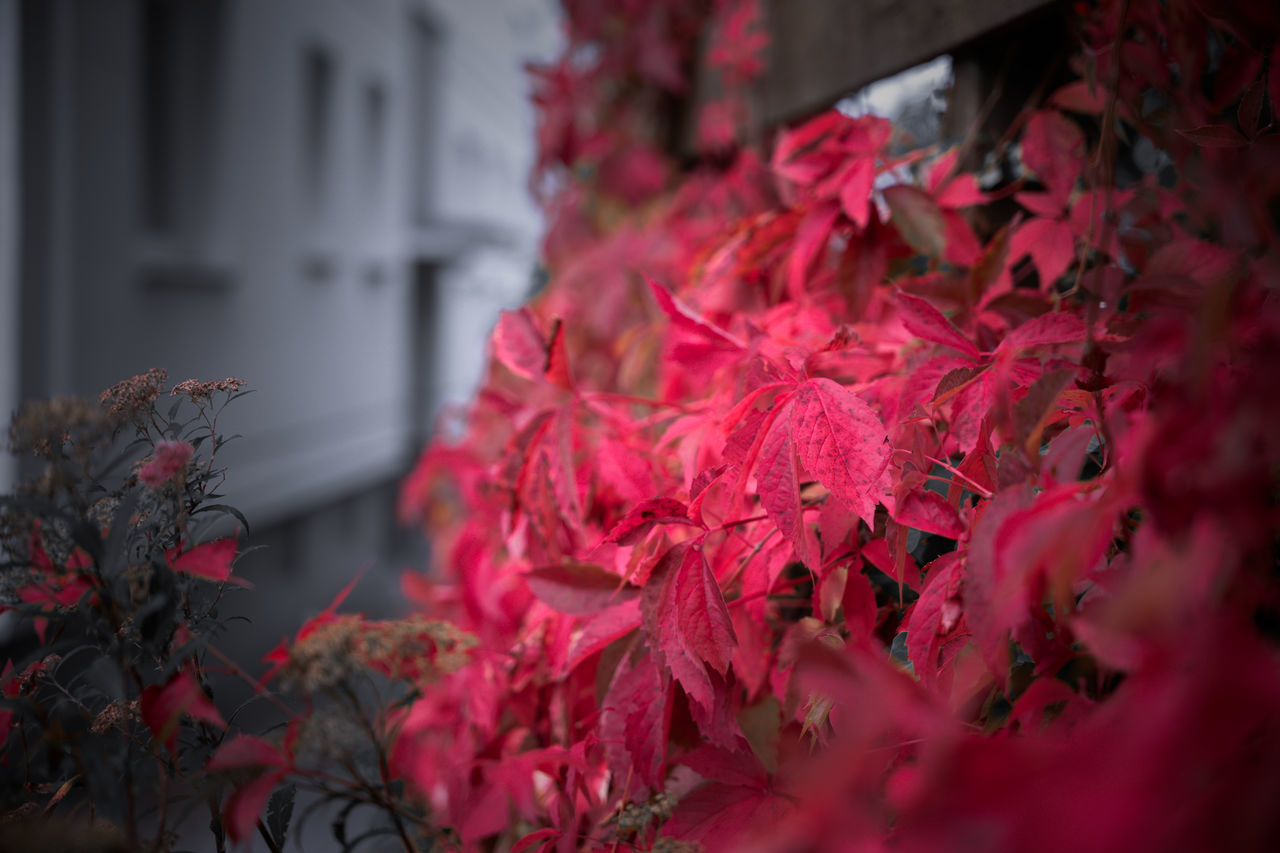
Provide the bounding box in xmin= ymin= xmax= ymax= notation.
xmin=0 ymin=1 xmax=1089 ymax=848
xmin=2 ymin=0 xmax=563 ymax=649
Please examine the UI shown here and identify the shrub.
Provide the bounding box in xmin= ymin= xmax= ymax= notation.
xmin=393 ymin=0 xmax=1280 ymax=850
xmin=1 ymin=374 xmax=472 ymax=851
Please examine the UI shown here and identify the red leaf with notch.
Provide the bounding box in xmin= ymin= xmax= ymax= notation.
xmin=641 ymin=543 xmax=737 ymax=714
xmin=789 ymin=379 xmax=889 ymax=525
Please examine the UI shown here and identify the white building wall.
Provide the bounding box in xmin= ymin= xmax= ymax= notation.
xmin=17 ymin=0 xmax=560 ymax=525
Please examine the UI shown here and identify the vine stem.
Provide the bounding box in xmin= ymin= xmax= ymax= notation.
xmin=728 ymin=573 xmax=810 ymax=610
xmin=893 ymin=450 xmax=993 ymax=499
xmin=204 ymin=643 xmax=297 ymax=717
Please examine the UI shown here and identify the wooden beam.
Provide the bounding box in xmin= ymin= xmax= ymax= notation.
xmin=680 ymin=0 xmax=1059 ymax=144
xmin=752 ymin=0 xmax=1062 ymax=128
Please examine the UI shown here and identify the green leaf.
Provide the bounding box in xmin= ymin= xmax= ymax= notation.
xmin=267 ymin=784 xmax=296 ymax=851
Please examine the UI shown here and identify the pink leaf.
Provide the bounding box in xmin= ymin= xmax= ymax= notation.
xmin=897 ymin=291 xmax=980 ymax=359
xmin=492 ymin=308 xmax=548 ymax=381
xmin=647 ymin=277 xmax=745 ymax=349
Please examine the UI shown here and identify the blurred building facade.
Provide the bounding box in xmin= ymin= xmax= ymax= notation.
xmin=2 ymin=0 xmax=560 ymax=615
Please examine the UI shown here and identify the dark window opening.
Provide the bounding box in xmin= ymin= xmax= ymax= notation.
xmin=301 ymin=44 xmax=336 ymax=215
xmin=138 ymin=0 xmax=224 ymax=238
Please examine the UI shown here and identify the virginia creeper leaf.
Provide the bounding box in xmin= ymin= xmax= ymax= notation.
xmin=523 ymin=562 xmax=637 ymax=615
xmin=897 ymin=291 xmax=980 ymax=359
xmin=641 ymin=543 xmax=737 ymax=714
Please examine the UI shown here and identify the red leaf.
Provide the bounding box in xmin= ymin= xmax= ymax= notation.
xmin=140 ymin=670 xmax=225 ymax=757
xmin=223 ymin=771 xmax=286 ymax=846
xmin=1021 ymin=110 xmax=1085 ymax=199
xmin=512 ymin=828 xmax=559 ymax=853
xmin=897 ymin=291 xmax=980 ymax=359
xmin=492 ymin=309 xmax=573 ymax=389
xmin=1238 ymin=80 xmax=1266 ymax=139
xmin=1049 ymin=80 xmax=1110 ymax=115
xmin=997 ymin=311 xmax=1086 ymax=354
xmin=524 ymin=562 xmax=637 ymax=615
xmin=170 ymin=538 xmax=247 ymax=586
xmin=790 ymin=379 xmax=889 ymax=525
xmin=562 ymin=599 xmax=642 ymax=675
xmin=493 ymin=308 xmax=549 ymax=381
xmin=1009 ymin=217 xmax=1076 ymax=290
xmin=964 ymin=486 xmax=1036 ymax=687
xmin=602 ymin=497 xmax=699 ymax=545
xmin=1176 ymin=124 xmax=1250 ymax=148
xmin=543 ymin=318 xmax=575 ymax=391
xmin=663 ymin=783 xmax=790 ymax=852
xmin=905 ymin=552 xmax=965 ymax=689
xmin=757 ymin=401 xmax=812 ymax=567
xmin=842 ymin=563 xmax=878 ymax=642
xmin=787 ymin=201 xmax=840 ymax=299
xmin=896 ymin=488 xmax=965 ymax=539
xmin=1014 ymin=191 xmax=1065 ymax=219
xmin=206 ymin=734 xmax=288 ymax=772
xmin=641 ymin=543 xmax=737 ymax=714
xmin=647 ymin=277 xmax=745 ymax=349
xmin=884 ymin=185 xmax=947 ymax=257
xmin=837 ymin=157 xmax=876 ymax=229
xmin=772 ymin=112 xmax=852 ymax=186
xmin=942 ymin=209 xmax=982 ymax=267
xmin=680 ymin=743 xmax=768 ymax=787
xmin=601 ymin=649 xmax=671 ymax=791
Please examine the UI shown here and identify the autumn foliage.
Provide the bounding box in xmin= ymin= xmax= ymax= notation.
xmin=393 ymin=0 xmax=1280 ymax=850
xmin=6 ymin=0 xmax=1279 ymax=850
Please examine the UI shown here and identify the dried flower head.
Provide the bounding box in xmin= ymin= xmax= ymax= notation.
xmin=7 ymin=397 xmax=111 ymax=459
xmin=278 ymin=615 xmax=364 ymax=693
xmin=99 ymin=368 xmax=167 ymax=425
xmin=91 ymin=699 xmax=139 ymax=735
xmin=171 ymin=377 xmax=245 ymax=402
xmin=138 ymin=440 xmax=194 ymax=488
xmin=275 ymin=614 xmax=475 ymax=694
xmin=355 ymin=616 xmax=476 ymax=681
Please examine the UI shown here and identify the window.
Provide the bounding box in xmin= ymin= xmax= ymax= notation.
xmin=363 ymin=79 xmax=387 ymax=207
xmin=138 ymin=0 xmax=225 ymax=242
xmin=301 ymin=44 xmax=336 ymax=217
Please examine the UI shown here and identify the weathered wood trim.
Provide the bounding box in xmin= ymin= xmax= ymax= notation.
xmin=754 ymin=0 xmax=1062 ymax=127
